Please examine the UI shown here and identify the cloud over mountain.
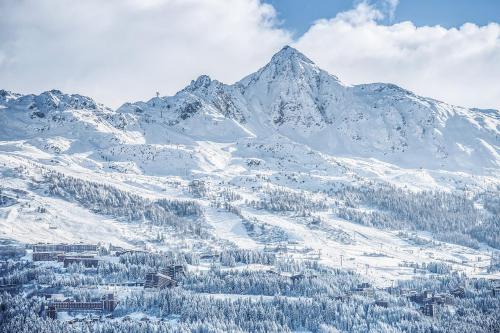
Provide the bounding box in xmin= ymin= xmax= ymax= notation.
xmin=294 ymin=2 xmax=500 ymax=109
xmin=0 ymin=0 xmax=289 ymax=107
xmin=0 ymin=0 xmax=498 ymax=109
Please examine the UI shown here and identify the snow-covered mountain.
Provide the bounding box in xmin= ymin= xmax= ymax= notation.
xmin=1 ymin=46 xmax=499 ymax=284
xmin=1 ymin=46 xmax=498 ymax=173
xmin=116 ymin=46 xmax=499 ymax=172
xmin=0 ymin=89 xmax=136 ymax=152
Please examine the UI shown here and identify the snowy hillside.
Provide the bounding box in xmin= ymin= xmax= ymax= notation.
xmin=0 ymin=46 xmax=499 ymax=286
xmin=119 ymin=46 xmax=500 ymax=172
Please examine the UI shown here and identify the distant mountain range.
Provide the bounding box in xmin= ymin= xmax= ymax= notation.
xmin=1 ymin=46 xmax=498 ymax=174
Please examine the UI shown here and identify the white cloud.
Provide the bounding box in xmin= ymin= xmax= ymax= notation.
xmin=0 ymin=0 xmax=290 ymax=107
xmin=294 ymin=2 xmax=500 ymax=109
xmin=381 ymin=0 xmax=399 ymax=21
xmin=336 ymin=2 xmax=384 ymax=25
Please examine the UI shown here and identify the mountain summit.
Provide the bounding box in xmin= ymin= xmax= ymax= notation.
xmin=238 ymin=45 xmax=340 ymax=89
xmin=266 ymin=45 xmax=316 ymax=69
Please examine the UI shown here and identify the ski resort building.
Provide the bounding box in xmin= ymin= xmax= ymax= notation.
xmin=421 ymin=303 xmax=436 ymax=317
xmin=409 ymin=290 xmax=432 ymax=304
xmin=144 ymin=272 xmax=177 ymax=289
xmin=33 ymin=251 xmax=97 ymax=265
xmin=49 ymin=294 xmax=117 ymax=314
xmin=46 ymin=305 xmax=57 ymax=320
xmin=63 ymin=257 xmax=99 ymax=268
xmin=33 ymin=252 xmax=63 ymax=261
xmin=200 ymin=252 xmax=220 ymax=260
xmin=102 ymin=293 xmax=118 ymax=312
xmin=57 ymin=253 xmax=95 ymax=262
xmin=354 ymin=283 xmax=375 ymax=297
xmin=160 ymin=265 xmax=185 ymax=279
xmin=33 ymin=243 xmax=98 ymax=253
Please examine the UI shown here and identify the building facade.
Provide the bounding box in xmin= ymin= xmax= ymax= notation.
xmin=160 ymin=265 xmax=185 ymax=279
xmin=63 ymin=257 xmax=99 ymax=268
xmin=50 ymin=294 xmax=117 ymax=313
xmin=33 ymin=252 xmax=63 ymax=261
xmin=145 ymin=272 xmax=177 ymax=289
xmin=33 ymin=243 xmax=98 ymax=253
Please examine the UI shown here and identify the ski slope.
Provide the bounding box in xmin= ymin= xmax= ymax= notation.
xmin=0 ymin=47 xmax=499 ymax=285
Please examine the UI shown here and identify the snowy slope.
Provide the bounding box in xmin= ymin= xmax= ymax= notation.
xmin=0 ymin=46 xmax=499 ymax=284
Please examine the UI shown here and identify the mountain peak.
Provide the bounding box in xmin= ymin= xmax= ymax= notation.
xmin=237 ymin=46 xmax=321 ymax=88
xmin=191 ymin=75 xmax=212 ymax=88
xmin=33 ymin=90 xmax=101 ymax=111
xmin=183 ymin=75 xmax=215 ymax=93
xmin=0 ymin=90 xmax=104 ymax=113
xmin=270 ymin=45 xmax=315 ymax=66
xmin=0 ymin=89 xmax=22 ymax=103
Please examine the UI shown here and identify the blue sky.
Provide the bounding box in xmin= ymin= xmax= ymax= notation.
xmin=268 ymin=0 xmax=500 ymax=36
